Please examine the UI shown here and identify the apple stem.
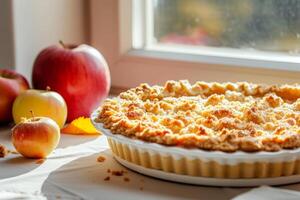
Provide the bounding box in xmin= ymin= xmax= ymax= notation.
xmin=30 ymin=110 xmax=35 ymax=119
xmin=46 ymin=86 xmax=51 ymax=91
xmin=59 ymin=40 xmax=66 ymax=49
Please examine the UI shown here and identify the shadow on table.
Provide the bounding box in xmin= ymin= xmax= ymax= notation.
xmin=0 ymin=156 xmax=40 ymax=179
xmin=0 ymin=132 xmax=102 ymax=182
xmin=41 ymin=150 xmax=247 ymax=200
xmin=57 ymin=134 xmax=100 ymax=149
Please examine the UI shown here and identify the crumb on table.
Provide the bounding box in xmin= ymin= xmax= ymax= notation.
xmin=104 ymin=176 xmax=110 ymax=181
xmin=35 ymin=159 xmax=45 ymax=164
xmin=111 ymin=170 xmax=126 ymax=176
xmin=97 ymin=155 xmax=106 ymax=162
xmin=107 ymin=169 xmax=111 ymax=173
xmin=123 ymin=177 xmax=130 ymax=182
xmin=0 ymin=145 xmax=8 ymax=158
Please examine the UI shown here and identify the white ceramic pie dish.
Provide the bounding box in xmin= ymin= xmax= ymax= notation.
xmin=114 ymin=157 xmax=300 ymax=187
xmin=91 ymin=110 xmax=300 ymax=185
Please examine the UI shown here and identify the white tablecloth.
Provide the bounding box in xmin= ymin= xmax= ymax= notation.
xmin=1 ymin=126 xmax=300 ymax=200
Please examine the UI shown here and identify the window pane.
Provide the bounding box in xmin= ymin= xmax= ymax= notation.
xmin=153 ymin=0 xmax=300 ymax=54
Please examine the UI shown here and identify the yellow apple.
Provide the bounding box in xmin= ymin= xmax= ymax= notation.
xmin=12 ymin=89 xmax=67 ymax=128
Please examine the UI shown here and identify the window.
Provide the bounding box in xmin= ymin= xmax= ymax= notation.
xmin=91 ymin=0 xmax=300 ymax=90
xmin=133 ymin=0 xmax=300 ymax=65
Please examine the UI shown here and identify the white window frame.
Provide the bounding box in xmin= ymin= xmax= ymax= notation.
xmin=90 ymin=0 xmax=300 ymax=92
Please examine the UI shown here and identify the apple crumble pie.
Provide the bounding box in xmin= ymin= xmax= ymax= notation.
xmin=96 ymin=81 xmax=300 ymax=152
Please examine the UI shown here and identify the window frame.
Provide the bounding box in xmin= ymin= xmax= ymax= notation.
xmin=90 ymin=0 xmax=300 ymax=91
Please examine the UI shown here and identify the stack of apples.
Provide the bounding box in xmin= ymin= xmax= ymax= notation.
xmin=1 ymin=42 xmax=110 ymax=158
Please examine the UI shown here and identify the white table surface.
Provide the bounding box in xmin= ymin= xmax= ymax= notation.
xmin=1 ymin=126 xmax=300 ymax=200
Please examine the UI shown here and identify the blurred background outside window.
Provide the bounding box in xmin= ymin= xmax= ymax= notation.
xmin=153 ymin=0 xmax=300 ymax=55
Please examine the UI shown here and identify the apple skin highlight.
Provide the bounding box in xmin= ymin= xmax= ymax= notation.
xmin=12 ymin=117 xmax=60 ymax=159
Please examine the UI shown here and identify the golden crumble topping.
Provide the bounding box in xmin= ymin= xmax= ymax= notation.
xmin=96 ymin=80 xmax=300 ymax=152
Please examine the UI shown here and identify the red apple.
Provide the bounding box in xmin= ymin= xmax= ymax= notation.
xmin=32 ymin=42 xmax=110 ymax=122
xmin=12 ymin=117 xmax=60 ymax=158
xmin=0 ymin=69 xmax=29 ymax=124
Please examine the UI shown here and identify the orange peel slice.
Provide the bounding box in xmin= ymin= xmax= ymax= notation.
xmin=61 ymin=117 xmax=101 ymax=135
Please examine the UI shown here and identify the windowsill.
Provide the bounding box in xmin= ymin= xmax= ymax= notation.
xmin=129 ymin=44 xmax=300 ymax=73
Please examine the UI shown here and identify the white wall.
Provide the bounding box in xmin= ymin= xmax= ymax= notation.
xmin=12 ymin=0 xmax=89 ymax=82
